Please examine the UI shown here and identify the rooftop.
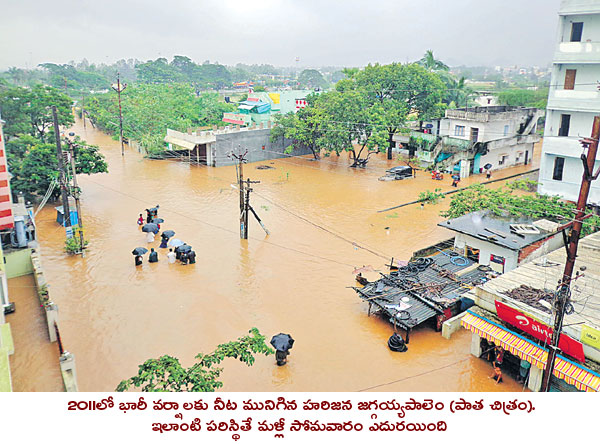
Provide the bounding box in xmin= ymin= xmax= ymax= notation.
xmin=445 ymin=106 xmax=539 ymax=123
xmin=355 ymin=252 xmax=488 ymax=331
xmin=471 ymin=230 xmax=600 ymax=353
xmin=559 ymin=0 xmax=600 ymax=15
xmin=439 ymin=210 xmax=559 ymax=251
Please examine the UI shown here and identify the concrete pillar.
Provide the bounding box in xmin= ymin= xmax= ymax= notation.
xmin=60 ymin=351 xmax=78 ymax=392
xmin=527 ymin=364 xmax=543 ymax=392
xmin=459 ymin=159 xmax=470 ymax=179
xmin=259 ymin=122 xmax=264 ymax=129
xmin=442 ymin=312 xmax=466 ymax=339
xmin=470 ymin=333 xmax=482 ymax=357
xmin=196 ymin=129 xmax=201 ymax=136
xmin=45 ymin=302 xmax=58 ymax=342
xmin=267 ymin=121 xmax=272 ymax=129
xmin=187 ymin=128 xmax=192 ymax=135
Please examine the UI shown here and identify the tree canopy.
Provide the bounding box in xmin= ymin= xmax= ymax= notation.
xmin=273 ymin=62 xmax=446 ymax=165
xmin=85 ymin=83 xmax=235 ymax=152
xmin=297 ymin=69 xmax=328 ymax=89
xmin=7 ymin=135 xmax=108 ymax=200
xmin=116 ymin=328 xmax=274 ymax=392
xmin=0 ymin=84 xmax=74 ymax=141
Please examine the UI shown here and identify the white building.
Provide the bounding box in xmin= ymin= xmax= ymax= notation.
xmin=439 ymin=210 xmax=563 ymax=274
xmin=538 ymin=0 xmax=600 ymax=206
xmin=432 ymin=106 xmax=541 ymax=177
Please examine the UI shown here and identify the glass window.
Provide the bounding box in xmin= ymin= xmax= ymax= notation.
xmin=454 ymin=125 xmax=465 ymax=136
xmin=571 ymin=22 xmax=583 ymax=42
xmin=553 ymin=157 xmax=565 ymax=181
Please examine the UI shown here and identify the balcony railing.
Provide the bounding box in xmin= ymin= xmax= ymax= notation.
xmin=554 ymin=41 xmax=600 ymax=63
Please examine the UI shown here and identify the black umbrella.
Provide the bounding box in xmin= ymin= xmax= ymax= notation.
xmin=176 ymin=244 xmax=192 ymax=253
xmin=270 ymin=333 xmax=294 ymax=352
xmin=162 ymin=230 xmax=175 ymax=238
xmin=484 ymin=163 xmax=493 ymax=170
xmin=131 ymin=247 xmax=148 ymax=256
xmin=142 ymin=223 xmax=159 ymax=233
xmin=152 ymin=218 xmax=165 ymax=224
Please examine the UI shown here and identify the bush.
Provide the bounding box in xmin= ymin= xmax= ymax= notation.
xmin=64 ymin=236 xmax=88 ymax=254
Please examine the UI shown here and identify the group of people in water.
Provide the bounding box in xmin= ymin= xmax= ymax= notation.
xmin=133 ymin=205 xmax=197 ymax=266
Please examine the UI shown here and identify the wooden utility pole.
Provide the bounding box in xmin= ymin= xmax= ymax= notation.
xmin=51 ymin=106 xmax=72 ymax=236
xmin=541 ymin=115 xmax=600 ymax=392
xmin=67 ymin=140 xmax=85 ymax=256
xmin=111 ymin=73 xmax=127 ymax=156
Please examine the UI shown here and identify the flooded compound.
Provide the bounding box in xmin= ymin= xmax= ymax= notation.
xmin=28 ymin=118 xmax=539 ymax=392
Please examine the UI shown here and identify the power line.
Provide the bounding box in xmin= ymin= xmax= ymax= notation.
xmin=81 ymin=177 xmax=361 ymax=269
xmin=357 ymin=356 xmax=472 ymax=391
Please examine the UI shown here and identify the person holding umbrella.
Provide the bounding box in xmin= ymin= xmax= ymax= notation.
xmin=132 ymin=247 xmax=148 ymax=266
xmin=142 ymin=223 xmax=159 ymax=243
xmin=187 ymin=250 xmax=196 ymax=264
xmin=270 ymin=333 xmax=294 ymax=366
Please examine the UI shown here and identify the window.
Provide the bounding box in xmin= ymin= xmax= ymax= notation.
xmin=564 ymin=69 xmax=576 ymax=90
xmin=570 ymin=22 xmax=584 ymax=42
xmin=503 ymin=125 xmax=509 ymax=136
xmin=553 ymin=157 xmax=565 ymax=181
xmin=559 ymin=114 xmax=571 ymax=136
xmin=498 ymin=155 xmax=509 ymax=166
xmin=454 ymin=125 xmax=465 ymax=136
xmin=470 ymin=127 xmax=479 ymax=143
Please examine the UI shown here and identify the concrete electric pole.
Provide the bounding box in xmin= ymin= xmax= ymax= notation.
xmin=52 ymin=105 xmax=72 ymax=238
xmin=540 ymin=115 xmax=600 ymax=391
xmin=111 ymin=73 xmax=127 ymax=156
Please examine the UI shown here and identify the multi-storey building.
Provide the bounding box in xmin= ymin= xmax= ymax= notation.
xmin=539 ymin=0 xmax=600 ymax=206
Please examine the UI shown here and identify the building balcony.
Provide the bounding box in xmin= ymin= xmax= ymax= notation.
xmin=559 ymin=0 xmax=600 ymax=15
xmin=547 ymin=89 xmax=600 ymax=112
xmin=553 ymin=41 xmax=600 ymax=63
xmin=540 ymin=136 xmax=582 ymax=158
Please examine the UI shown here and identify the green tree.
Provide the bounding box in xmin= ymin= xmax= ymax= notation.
xmin=8 ymin=136 xmax=108 ymax=200
xmin=116 ymin=328 xmax=274 ymax=392
xmin=353 ymin=63 xmax=444 ymax=158
xmin=298 ymin=69 xmax=328 ymax=89
xmin=418 ymin=50 xmax=450 ymax=72
xmin=0 ymin=85 xmax=74 ymax=141
xmin=497 ymin=88 xmax=548 ymax=109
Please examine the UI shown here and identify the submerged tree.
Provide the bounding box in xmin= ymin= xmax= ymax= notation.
xmin=116 ymin=328 xmax=274 ymax=392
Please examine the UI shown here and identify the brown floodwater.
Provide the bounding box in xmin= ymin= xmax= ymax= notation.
xmin=26 ymin=118 xmax=539 ymax=392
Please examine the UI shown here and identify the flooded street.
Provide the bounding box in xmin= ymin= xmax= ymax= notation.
xmin=29 ymin=118 xmax=539 ymax=392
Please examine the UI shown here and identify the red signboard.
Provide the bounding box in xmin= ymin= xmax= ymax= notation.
xmin=495 ymin=300 xmax=585 ymax=362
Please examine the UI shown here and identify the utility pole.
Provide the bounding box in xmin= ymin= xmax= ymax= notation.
xmin=243 ymin=178 xmax=270 ymax=239
xmin=111 ymin=73 xmax=127 ymax=156
xmin=541 ymin=115 xmax=600 ymax=392
xmin=51 ymin=106 xmax=72 ymax=237
xmin=66 ymin=139 xmax=85 ymax=256
xmin=230 ymin=148 xmax=248 ymax=239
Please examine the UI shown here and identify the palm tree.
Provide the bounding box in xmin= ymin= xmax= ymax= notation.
xmin=418 ymin=50 xmax=449 ymax=72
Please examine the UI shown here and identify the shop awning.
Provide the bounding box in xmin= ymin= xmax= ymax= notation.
xmin=461 ymin=311 xmax=600 ymax=392
xmin=164 ymin=136 xmax=196 ymax=150
xmin=461 ymin=311 xmax=547 ymax=368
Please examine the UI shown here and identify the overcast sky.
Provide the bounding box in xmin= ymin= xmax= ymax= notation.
xmin=0 ymin=0 xmax=562 ymax=70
